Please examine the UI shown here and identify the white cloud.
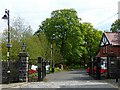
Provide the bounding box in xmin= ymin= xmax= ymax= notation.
xmin=0 ymin=0 xmax=120 ymax=33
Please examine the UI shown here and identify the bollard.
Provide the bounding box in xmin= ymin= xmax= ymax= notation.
xmin=51 ymin=64 xmax=54 ymax=73
xmin=42 ymin=59 xmax=44 ymax=80
xmin=96 ymin=57 xmax=101 ymax=80
xmin=44 ymin=61 xmax=46 ymax=77
xmin=38 ymin=57 xmax=42 ymax=81
xmin=52 ymin=67 xmax=54 ymax=73
xmin=107 ymin=57 xmax=110 ymax=79
xmin=42 ymin=59 xmax=46 ymax=80
xmin=48 ymin=61 xmax=50 ymax=74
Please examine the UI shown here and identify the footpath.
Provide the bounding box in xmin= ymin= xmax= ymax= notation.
xmin=0 ymin=82 xmax=30 ymax=90
xmin=0 ymin=69 xmax=120 ymax=89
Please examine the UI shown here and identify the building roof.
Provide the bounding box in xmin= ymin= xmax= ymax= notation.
xmin=105 ymin=32 xmax=120 ymax=46
xmin=96 ymin=32 xmax=120 ymax=57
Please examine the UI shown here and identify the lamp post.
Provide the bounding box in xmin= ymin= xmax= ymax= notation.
xmin=51 ymin=34 xmax=55 ymax=73
xmin=51 ymin=39 xmax=54 ymax=73
xmin=2 ymin=9 xmax=11 ymax=84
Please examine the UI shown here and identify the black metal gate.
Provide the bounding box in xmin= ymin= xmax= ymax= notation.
xmin=28 ymin=57 xmax=48 ymax=82
xmin=28 ymin=58 xmax=38 ymax=82
xmin=107 ymin=56 xmax=117 ymax=78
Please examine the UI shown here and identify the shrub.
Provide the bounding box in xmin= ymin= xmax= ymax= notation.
xmin=29 ymin=72 xmax=38 ymax=78
xmin=28 ymin=69 xmax=37 ymax=74
xmin=54 ymin=67 xmax=61 ymax=73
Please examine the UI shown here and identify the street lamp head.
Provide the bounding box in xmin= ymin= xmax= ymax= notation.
xmin=2 ymin=9 xmax=9 ymax=20
xmin=5 ymin=9 xmax=9 ymax=13
xmin=2 ymin=14 xmax=8 ymax=20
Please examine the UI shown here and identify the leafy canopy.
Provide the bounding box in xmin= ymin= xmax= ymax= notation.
xmin=36 ymin=9 xmax=83 ymax=64
xmin=110 ymin=19 xmax=120 ymax=32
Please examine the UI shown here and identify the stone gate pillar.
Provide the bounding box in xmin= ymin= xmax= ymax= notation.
xmin=18 ymin=43 xmax=29 ymax=82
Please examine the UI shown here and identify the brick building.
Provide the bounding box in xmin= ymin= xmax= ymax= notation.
xmin=97 ymin=32 xmax=120 ymax=58
xmin=96 ymin=32 xmax=120 ymax=78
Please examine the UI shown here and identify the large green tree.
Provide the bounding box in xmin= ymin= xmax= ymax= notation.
xmin=82 ymin=22 xmax=102 ymax=66
xmin=36 ymin=9 xmax=84 ymax=65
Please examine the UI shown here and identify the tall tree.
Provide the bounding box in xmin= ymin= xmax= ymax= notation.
xmin=36 ymin=9 xmax=84 ymax=65
xmin=2 ymin=17 xmax=33 ymax=60
xmin=110 ymin=19 xmax=120 ymax=32
xmin=82 ymin=22 xmax=102 ymax=65
xmin=35 ymin=30 xmax=61 ymax=64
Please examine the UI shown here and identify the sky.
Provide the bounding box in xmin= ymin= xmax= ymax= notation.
xmin=0 ymin=0 xmax=120 ymax=34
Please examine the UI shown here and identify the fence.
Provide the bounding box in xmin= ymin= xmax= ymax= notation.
xmin=28 ymin=58 xmax=49 ymax=82
xmin=2 ymin=60 xmax=19 ymax=83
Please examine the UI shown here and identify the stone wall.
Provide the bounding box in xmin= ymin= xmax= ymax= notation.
xmin=2 ymin=60 xmax=19 ymax=83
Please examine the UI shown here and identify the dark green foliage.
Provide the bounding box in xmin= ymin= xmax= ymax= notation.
xmin=81 ymin=22 xmax=103 ymax=66
xmin=36 ymin=9 xmax=84 ymax=65
xmin=35 ymin=9 xmax=102 ymax=67
xmin=1 ymin=10 xmax=103 ymax=68
xmin=110 ymin=19 xmax=120 ymax=32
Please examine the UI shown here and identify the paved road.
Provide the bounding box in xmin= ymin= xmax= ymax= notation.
xmin=46 ymin=69 xmax=94 ymax=81
xmin=2 ymin=69 xmax=120 ymax=90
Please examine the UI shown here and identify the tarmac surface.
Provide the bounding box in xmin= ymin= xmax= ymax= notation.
xmin=1 ymin=69 xmax=120 ymax=90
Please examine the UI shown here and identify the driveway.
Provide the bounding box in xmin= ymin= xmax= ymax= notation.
xmin=46 ymin=69 xmax=94 ymax=81
xmin=2 ymin=69 xmax=120 ymax=90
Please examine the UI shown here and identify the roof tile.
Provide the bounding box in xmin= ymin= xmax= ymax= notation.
xmin=105 ymin=32 xmax=120 ymax=45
